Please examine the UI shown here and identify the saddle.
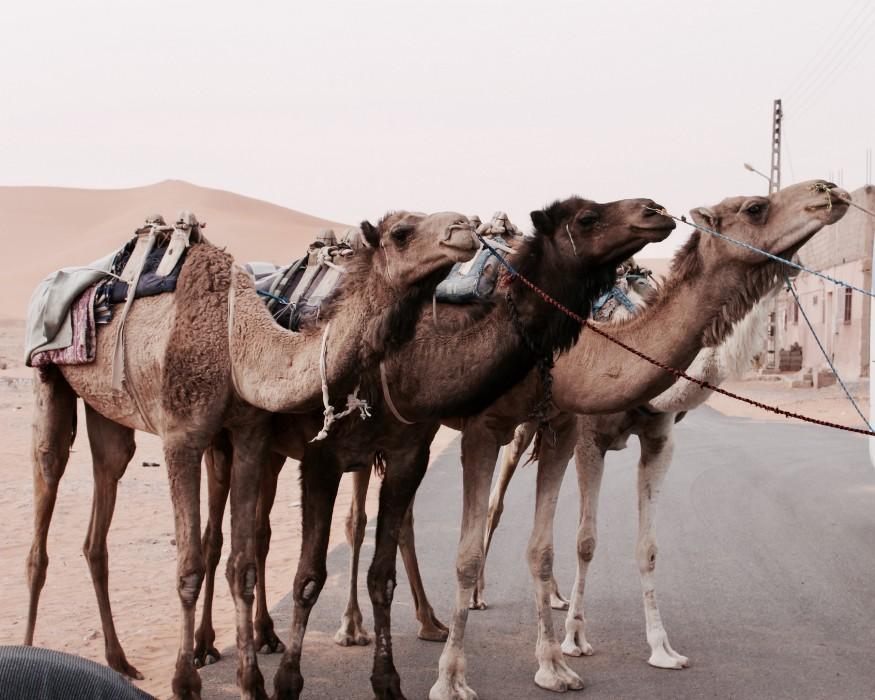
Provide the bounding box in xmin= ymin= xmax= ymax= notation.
xmin=592 ymin=260 xmax=655 ymax=323
xmin=255 ymin=228 xmax=355 ymax=331
xmin=435 ymin=212 xmax=523 ymax=303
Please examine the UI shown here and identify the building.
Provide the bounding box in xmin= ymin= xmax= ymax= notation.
xmin=770 ymin=185 xmax=875 ymax=379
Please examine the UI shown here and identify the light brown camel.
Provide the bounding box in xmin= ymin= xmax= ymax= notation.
xmin=474 ymin=290 xmax=776 ymax=670
xmin=23 ymin=210 xmax=477 ymax=700
xmin=199 ymin=196 xmax=675 ymax=700
xmin=423 ymin=180 xmax=850 ymax=699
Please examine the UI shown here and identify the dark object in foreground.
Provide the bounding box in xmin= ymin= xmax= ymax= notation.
xmin=0 ymin=646 xmax=155 ymax=700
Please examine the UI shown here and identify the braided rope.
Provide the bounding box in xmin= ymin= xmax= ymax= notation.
xmin=476 ymin=234 xmax=875 ymax=438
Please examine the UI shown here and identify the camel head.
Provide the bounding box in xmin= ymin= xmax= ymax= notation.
xmin=530 ymin=197 xmax=676 ymax=269
xmin=359 ymin=210 xmax=477 ymax=292
xmin=689 ymin=179 xmax=850 ymax=267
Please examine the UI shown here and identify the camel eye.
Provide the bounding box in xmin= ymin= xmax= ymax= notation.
xmin=390 ymin=224 xmax=414 ymax=244
xmin=577 ymin=211 xmax=599 ymax=228
xmin=747 ymin=204 xmax=761 ymax=215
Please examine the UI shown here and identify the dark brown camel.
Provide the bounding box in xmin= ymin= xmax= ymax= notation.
xmin=199 ymin=196 xmax=675 ymax=700
xmin=23 ymin=211 xmax=477 ymax=700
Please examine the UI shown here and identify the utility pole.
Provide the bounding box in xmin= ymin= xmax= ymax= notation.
xmin=766 ymin=99 xmax=783 ymax=368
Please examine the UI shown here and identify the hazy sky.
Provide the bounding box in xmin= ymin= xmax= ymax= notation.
xmin=2 ymin=0 xmax=873 ymax=256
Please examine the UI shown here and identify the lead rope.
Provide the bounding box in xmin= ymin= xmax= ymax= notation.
xmin=310 ymin=321 xmax=372 ymax=442
xmin=475 ymin=233 xmax=875 ymax=438
xmin=784 ymin=272 xmax=873 ymax=432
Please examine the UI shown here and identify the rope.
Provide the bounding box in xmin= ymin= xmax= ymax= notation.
xmin=475 ymin=233 xmax=875 ymax=438
xmin=310 ymin=322 xmax=372 ymax=441
xmin=784 ymin=272 xmax=873 ymax=431
xmin=645 ymin=197 xmax=875 ymax=300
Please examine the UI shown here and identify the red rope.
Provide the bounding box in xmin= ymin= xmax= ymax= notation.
xmin=511 ymin=270 xmax=875 ymax=438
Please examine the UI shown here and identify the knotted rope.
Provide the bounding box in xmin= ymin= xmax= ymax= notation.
xmin=476 ymin=234 xmax=875 ymax=438
xmin=311 ymin=321 xmax=372 ymax=442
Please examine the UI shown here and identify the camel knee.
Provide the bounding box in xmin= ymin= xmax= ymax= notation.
xmin=178 ymin=571 xmax=205 ymax=608
xmin=26 ymin=547 xmax=48 ymax=588
xmin=456 ymin=554 xmax=483 ymax=589
xmin=34 ymin=446 xmax=67 ymax=487
xmin=367 ymin=569 xmax=396 ymax=607
xmin=578 ymin=536 xmax=597 ymax=563
xmin=637 ymin=540 xmax=658 ymax=574
xmin=202 ymin=525 xmax=223 ymax=568
xmin=294 ymin=574 xmax=325 ymax=608
xmin=527 ymin=543 xmax=554 ymax=582
xmin=226 ymin=559 xmax=258 ymax=604
xmin=83 ymin=540 xmax=108 ymax=572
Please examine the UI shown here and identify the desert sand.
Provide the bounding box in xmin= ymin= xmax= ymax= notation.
xmin=0 ymin=180 xmax=350 ymax=320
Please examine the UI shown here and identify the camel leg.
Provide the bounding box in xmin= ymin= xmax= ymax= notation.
xmin=367 ymin=439 xmax=432 ymax=700
xmin=24 ymin=367 xmax=76 ymax=648
xmin=471 ymin=420 xmax=537 ymax=611
xmin=399 ymin=502 xmax=448 ymax=641
xmin=334 ymin=468 xmax=372 ymax=647
xmin=429 ymin=422 xmax=499 ymax=700
xmin=561 ymin=429 xmax=606 ymax=658
xmin=164 ymin=439 xmax=207 ymax=700
xmin=225 ymin=420 xmax=272 ymax=700
xmin=273 ymin=444 xmax=342 ymax=700
xmin=253 ymin=451 xmax=286 ymax=654
xmin=81 ymin=405 xmax=142 ymax=679
xmin=525 ymin=416 xmax=583 ymax=693
xmin=194 ymin=430 xmax=232 ymax=668
xmin=636 ymin=416 xmax=688 ymax=670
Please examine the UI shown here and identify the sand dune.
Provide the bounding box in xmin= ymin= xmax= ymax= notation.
xmin=0 ymin=180 xmax=347 ymax=319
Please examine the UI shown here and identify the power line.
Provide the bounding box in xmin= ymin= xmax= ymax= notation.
xmin=785 ymin=0 xmax=868 ymax=100
xmin=792 ymin=9 xmax=875 ymax=117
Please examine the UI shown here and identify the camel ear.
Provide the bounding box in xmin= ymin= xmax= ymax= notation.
xmin=359 ymin=220 xmax=379 ymax=248
xmin=690 ymin=207 xmax=719 ymax=230
xmin=530 ymin=210 xmax=552 ymax=235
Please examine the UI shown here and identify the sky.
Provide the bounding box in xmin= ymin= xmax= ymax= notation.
xmin=1 ymin=0 xmax=873 ymax=257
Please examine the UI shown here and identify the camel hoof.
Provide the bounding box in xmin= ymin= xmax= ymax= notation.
xmin=648 ymin=649 xmax=689 ymax=669
xmin=550 ymin=595 xmax=570 ymax=611
xmin=467 ymin=599 xmax=487 ymax=611
xmin=193 ymin=647 xmax=221 ymax=668
xmin=417 ymin=614 xmax=449 ymax=642
xmin=107 ymin=654 xmax=145 ymax=680
xmin=561 ymin=638 xmax=593 ymax=657
xmin=534 ymin=654 xmax=584 ymax=693
xmin=255 ymin=625 xmax=286 ymax=655
xmin=334 ymin=617 xmax=371 ymax=647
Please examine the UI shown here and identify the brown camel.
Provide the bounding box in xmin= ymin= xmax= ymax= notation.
xmin=197 ymin=195 xmax=675 ymax=700
xmin=23 ymin=210 xmax=477 ymax=700
xmin=424 ymin=180 xmax=850 ymax=699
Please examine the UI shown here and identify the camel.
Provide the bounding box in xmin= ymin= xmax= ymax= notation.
xmin=423 ymin=180 xmax=850 ymax=699
xmin=23 ymin=210 xmax=477 ymax=700
xmin=473 ymin=286 xmax=776 ymax=672
xmin=194 ymin=195 xmax=675 ymax=700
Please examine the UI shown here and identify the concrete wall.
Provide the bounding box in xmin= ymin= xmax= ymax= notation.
xmin=774 ymin=259 xmax=869 ymax=379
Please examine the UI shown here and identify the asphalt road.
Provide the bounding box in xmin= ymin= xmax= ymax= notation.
xmin=201 ymin=407 xmax=875 ymax=700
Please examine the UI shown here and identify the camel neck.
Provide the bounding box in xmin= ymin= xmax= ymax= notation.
xmin=551 ymin=253 xmax=777 ymax=414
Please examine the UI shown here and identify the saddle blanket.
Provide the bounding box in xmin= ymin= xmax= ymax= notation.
xmin=31 ymin=286 xmax=98 ymax=367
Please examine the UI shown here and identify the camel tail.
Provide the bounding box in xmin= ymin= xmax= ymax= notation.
xmin=372 ymin=450 xmax=387 ymax=478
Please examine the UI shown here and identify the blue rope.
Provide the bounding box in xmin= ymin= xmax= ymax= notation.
xmin=784 ymin=272 xmax=873 ymax=432
xmin=652 ymin=209 xmax=875 ymax=300
xmin=256 ymin=289 xmax=289 ymax=305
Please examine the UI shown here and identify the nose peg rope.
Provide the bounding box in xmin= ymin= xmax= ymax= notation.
xmin=475 ymin=232 xmax=875 ymax=438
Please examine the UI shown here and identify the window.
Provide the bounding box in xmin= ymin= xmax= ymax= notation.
xmin=792 ymin=301 xmax=799 ymax=324
xmin=844 ymin=287 xmax=852 ymax=324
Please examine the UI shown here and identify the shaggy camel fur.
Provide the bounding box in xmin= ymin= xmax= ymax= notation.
xmin=198 ymin=196 xmax=675 ymax=700
xmin=425 ymin=180 xmax=850 ymax=699
xmin=24 ymin=211 xmax=477 ymax=700
xmin=475 ymin=290 xmax=775 ymax=672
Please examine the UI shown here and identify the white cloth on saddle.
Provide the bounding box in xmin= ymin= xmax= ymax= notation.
xmin=24 ymin=250 xmax=118 ymax=366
